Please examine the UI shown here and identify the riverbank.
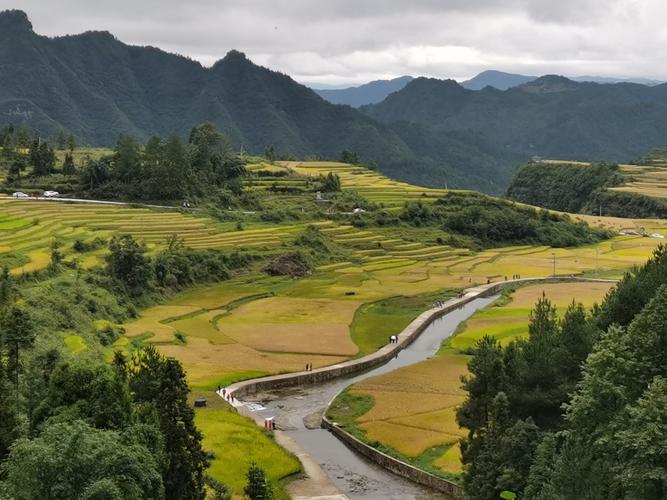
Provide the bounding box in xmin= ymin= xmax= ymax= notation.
xmin=221 ymin=277 xmax=615 ymax=498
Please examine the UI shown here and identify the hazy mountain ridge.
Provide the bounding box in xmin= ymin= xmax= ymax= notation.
xmin=363 ymin=75 xmax=667 ymax=162
xmin=313 ymin=76 xmax=414 ymax=107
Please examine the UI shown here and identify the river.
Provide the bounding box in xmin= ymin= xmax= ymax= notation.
xmin=243 ymin=295 xmax=497 ymax=499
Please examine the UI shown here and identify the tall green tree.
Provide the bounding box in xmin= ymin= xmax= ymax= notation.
xmin=130 ymin=346 xmax=208 ymax=500
xmin=457 ymin=335 xmax=507 ymax=438
xmin=106 ymin=235 xmax=152 ymax=296
xmin=244 ymin=464 xmax=274 ymax=500
xmin=1 ymin=306 xmax=35 ymax=412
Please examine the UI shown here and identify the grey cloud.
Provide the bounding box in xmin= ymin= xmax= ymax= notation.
xmin=1 ymin=0 xmax=666 ymax=85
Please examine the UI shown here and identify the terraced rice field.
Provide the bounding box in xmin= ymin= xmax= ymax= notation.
xmin=610 ymin=164 xmax=667 ymax=199
xmin=247 ymin=161 xmax=451 ymax=207
xmin=2 ymin=164 xmax=664 ymax=391
xmin=542 ymin=159 xmax=667 ymax=201
xmin=0 ymin=199 xmax=335 ymax=274
xmin=342 ymin=281 xmax=615 ymax=476
xmin=117 ymin=218 xmax=664 ymax=390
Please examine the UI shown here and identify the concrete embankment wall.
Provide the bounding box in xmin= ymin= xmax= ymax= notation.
xmin=228 ymin=279 xmax=509 ymax=399
xmin=321 ymin=416 xmax=465 ymax=498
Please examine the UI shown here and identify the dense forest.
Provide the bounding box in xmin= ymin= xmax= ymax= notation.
xmin=458 ymin=246 xmax=667 ymax=499
xmin=506 ymin=161 xmax=667 ymax=218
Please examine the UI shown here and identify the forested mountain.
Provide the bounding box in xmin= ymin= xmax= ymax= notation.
xmin=5 ymin=8 xmax=667 ymax=194
xmin=0 ymin=10 xmax=514 ymax=193
xmin=363 ymin=75 xmax=667 ymax=163
xmin=313 ymin=76 xmax=414 ymax=107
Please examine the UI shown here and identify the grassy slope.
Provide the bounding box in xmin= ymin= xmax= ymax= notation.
xmin=191 ymin=390 xmax=300 ymax=497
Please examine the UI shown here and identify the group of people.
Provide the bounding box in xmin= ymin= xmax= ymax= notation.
xmin=305 ymin=363 xmax=313 ymax=372
xmin=217 ymin=386 xmax=236 ymax=403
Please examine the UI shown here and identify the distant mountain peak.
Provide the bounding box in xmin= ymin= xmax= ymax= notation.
xmin=518 ymin=74 xmax=579 ymax=93
xmin=0 ymin=9 xmax=33 ymax=32
xmin=461 ymin=70 xmax=536 ymax=90
xmin=313 ymin=76 xmax=414 ymax=107
xmin=222 ymin=49 xmax=249 ymax=62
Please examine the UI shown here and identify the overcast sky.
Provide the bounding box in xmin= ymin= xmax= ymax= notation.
xmin=3 ymin=0 xmax=667 ymax=87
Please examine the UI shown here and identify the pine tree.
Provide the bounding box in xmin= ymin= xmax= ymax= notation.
xmin=62 ymin=152 xmax=76 ymax=176
xmin=244 ymin=464 xmax=274 ymax=500
xmin=130 ymin=346 xmax=208 ymax=500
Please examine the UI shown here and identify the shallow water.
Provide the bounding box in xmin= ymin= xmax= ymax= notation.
xmin=251 ymin=295 xmax=497 ymax=499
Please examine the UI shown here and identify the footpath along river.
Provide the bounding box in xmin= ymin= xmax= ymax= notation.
xmin=245 ymin=294 xmax=498 ymax=499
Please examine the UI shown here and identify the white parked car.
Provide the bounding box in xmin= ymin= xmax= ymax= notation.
xmin=43 ymin=191 xmax=60 ymax=198
xmin=12 ymin=192 xmax=29 ymax=198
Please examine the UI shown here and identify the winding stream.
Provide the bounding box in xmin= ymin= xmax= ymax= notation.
xmin=248 ymin=295 xmax=498 ymax=499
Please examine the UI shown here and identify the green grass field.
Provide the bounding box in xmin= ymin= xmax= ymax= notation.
xmin=191 ymin=390 xmax=300 ymax=497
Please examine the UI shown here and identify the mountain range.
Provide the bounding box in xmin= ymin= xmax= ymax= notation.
xmin=313 ymin=76 xmax=414 ymax=107
xmin=362 ymin=75 xmax=667 ymax=162
xmin=314 ymin=71 xmax=664 ymax=106
xmin=2 ymin=9 xmax=667 ymax=194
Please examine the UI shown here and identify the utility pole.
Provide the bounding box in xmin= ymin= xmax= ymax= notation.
xmin=595 ymin=247 xmax=599 ymax=277
xmin=552 ymin=253 xmax=556 ymax=277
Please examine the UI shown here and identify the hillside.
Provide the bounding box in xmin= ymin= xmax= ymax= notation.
xmin=506 ymin=160 xmax=667 ymax=218
xmin=0 ymin=10 xmax=516 ymax=193
xmin=313 ymin=76 xmax=413 ymax=107
xmin=363 ymin=75 xmax=667 ymax=164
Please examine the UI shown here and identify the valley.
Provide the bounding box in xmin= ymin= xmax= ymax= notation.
xmin=0 ymin=6 xmax=665 ymax=499
xmin=0 ymin=158 xmax=659 ymax=496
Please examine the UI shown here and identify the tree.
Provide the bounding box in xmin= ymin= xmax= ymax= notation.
xmin=244 ymin=464 xmax=274 ymax=500
xmin=29 ymin=140 xmax=56 ymax=176
xmin=1 ymin=306 xmax=35 ymax=412
xmin=264 ymin=145 xmax=276 ymax=162
xmin=0 ymin=357 xmax=18 ymax=461
xmin=457 ymin=336 xmax=507 ymax=438
xmin=62 ymin=152 xmax=76 ymax=176
xmin=66 ymin=133 xmax=77 ymax=152
xmin=339 ymin=149 xmax=360 ymax=165
xmin=463 ymin=392 xmax=511 ymax=500
xmin=321 ymin=172 xmax=341 ymax=192
xmin=0 ymin=266 xmax=12 ymax=307
xmin=7 ymin=157 xmax=25 ymax=184
xmin=113 ymin=135 xmax=142 ymax=184
xmin=32 ymin=360 xmax=133 ymax=432
xmin=49 ymin=238 xmax=63 ymax=271
xmin=106 ymin=235 xmax=152 ymax=295
xmin=15 ymin=123 xmax=30 ymax=149
xmin=1 ymin=420 xmax=164 ymax=500
xmin=130 ymin=346 xmax=208 ymax=500
xmin=80 ymin=157 xmax=111 ymax=190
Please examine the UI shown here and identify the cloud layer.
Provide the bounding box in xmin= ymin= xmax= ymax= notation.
xmin=3 ymin=0 xmax=666 ymax=86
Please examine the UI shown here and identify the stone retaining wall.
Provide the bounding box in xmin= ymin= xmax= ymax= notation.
xmin=322 ymin=416 xmax=465 ymax=499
